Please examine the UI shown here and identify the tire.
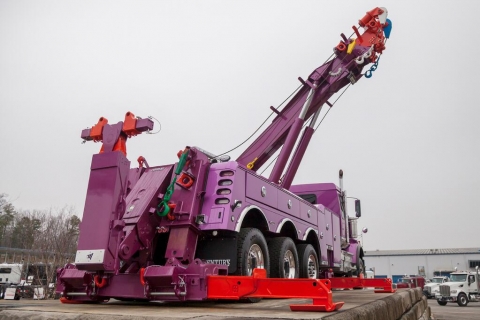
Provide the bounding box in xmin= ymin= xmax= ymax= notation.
xmin=268 ymin=237 xmax=299 ymax=279
xmin=356 ymin=258 xmax=366 ymax=277
xmin=437 ymin=299 xmax=447 ymax=306
xmin=457 ymin=293 xmax=468 ymax=307
xmin=236 ymin=228 xmax=269 ymax=276
xmin=296 ymin=244 xmax=319 ymax=279
xmin=235 ymin=228 xmax=270 ymax=303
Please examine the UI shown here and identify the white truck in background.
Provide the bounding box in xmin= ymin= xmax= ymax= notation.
xmin=436 ymin=266 xmax=480 ymax=307
xmin=0 ymin=263 xmax=23 ymax=300
xmin=423 ymin=276 xmax=449 ymax=299
xmin=365 ymin=270 xmax=375 ymax=279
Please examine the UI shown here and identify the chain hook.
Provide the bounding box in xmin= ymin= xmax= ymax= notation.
xmin=365 ymin=56 xmax=381 ymax=79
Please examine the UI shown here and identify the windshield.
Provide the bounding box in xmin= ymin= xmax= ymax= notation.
xmin=401 ymin=279 xmax=412 ymax=283
xmin=450 ymin=274 xmax=467 ymax=282
xmin=432 ymin=278 xmax=443 ymax=283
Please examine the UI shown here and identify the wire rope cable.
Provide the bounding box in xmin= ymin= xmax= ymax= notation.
xmin=246 ymin=32 xmax=360 ymax=165
xmin=212 ymin=52 xmax=338 ymax=159
xmin=211 ymin=83 xmax=303 ymax=159
xmin=259 ymin=82 xmax=352 ymax=176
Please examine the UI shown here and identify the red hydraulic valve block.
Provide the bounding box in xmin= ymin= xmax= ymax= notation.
xmin=337 ymin=7 xmax=389 ymax=59
xmin=356 ymin=7 xmax=389 ymax=54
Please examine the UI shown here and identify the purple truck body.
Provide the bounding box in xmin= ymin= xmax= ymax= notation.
xmin=56 ymin=8 xmax=391 ymax=303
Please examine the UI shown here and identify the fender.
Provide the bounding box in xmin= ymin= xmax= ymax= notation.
xmin=302 ymin=227 xmax=318 ymax=241
xmin=235 ymin=205 xmax=268 ymax=232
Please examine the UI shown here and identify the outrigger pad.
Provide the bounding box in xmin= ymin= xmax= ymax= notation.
xmin=290 ymin=301 xmax=344 ymax=312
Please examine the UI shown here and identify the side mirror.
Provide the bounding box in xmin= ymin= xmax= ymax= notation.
xmin=355 ymin=199 xmax=362 ymax=217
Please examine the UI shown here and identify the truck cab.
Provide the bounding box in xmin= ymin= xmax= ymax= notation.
xmin=290 ymin=182 xmax=365 ymax=277
xmin=423 ymin=276 xmax=449 ymax=298
xmin=0 ymin=263 xmax=23 ymax=300
xmin=436 ymin=268 xmax=480 ymax=307
xmin=0 ymin=264 xmax=22 ymax=285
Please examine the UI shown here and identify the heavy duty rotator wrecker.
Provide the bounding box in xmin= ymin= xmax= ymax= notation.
xmin=56 ymin=7 xmax=394 ymax=312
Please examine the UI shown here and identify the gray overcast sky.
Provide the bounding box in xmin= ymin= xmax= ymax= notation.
xmin=1 ymin=1 xmax=479 ymax=251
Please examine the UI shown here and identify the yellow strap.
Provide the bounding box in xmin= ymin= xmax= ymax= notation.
xmin=347 ymin=39 xmax=356 ymax=54
xmin=247 ymin=157 xmax=258 ymax=169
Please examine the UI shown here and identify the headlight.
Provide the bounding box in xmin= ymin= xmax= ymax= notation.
xmin=451 ymin=290 xmax=457 ymax=294
xmin=434 ymin=289 xmax=439 ymax=293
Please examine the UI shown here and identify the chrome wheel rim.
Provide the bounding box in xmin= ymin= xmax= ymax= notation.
xmin=247 ymin=244 xmax=264 ymax=275
xmin=283 ymin=250 xmax=296 ymax=278
xmin=307 ymin=254 xmax=318 ymax=278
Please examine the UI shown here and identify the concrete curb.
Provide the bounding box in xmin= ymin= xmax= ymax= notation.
xmin=0 ymin=289 xmax=432 ymax=320
xmin=323 ymin=288 xmax=429 ymax=320
xmin=0 ymin=310 xmax=297 ymax=320
xmin=0 ymin=310 xmax=241 ymax=320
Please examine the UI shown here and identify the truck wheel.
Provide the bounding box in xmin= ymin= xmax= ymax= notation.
xmin=457 ymin=293 xmax=468 ymax=307
xmin=296 ymin=244 xmax=318 ymax=279
xmin=235 ymin=228 xmax=270 ymax=303
xmin=356 ymin=259 xmax=366 ymax=277
xmin=437 ymin=300 xmax=447 ymax=306
xmin=268 ymin=237 xmax=299 ymax=279
xmin=236 ymin=228 xmax=269 ymax=276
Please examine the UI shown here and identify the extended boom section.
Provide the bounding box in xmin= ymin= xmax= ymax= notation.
xmin=236 ymin=7 xmax=390 ymax=185
xmin=57 ymin=8 xmax=392 ymax=312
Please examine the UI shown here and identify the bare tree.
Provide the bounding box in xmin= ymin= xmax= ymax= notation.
xmin=0 ymin=194 xmax=15 ymax=247
xmin=27 ymin=207 xmax=79 ymax=298
xmin=0 ymin=194 xmax=80 ymax=298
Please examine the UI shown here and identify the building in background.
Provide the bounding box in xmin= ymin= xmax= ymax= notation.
xmin=364 ymin=247 xmax=480 ymax=283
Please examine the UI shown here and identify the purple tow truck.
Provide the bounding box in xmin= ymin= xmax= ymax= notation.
xmin=56 ymin=7 xmax=391 ymax=304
